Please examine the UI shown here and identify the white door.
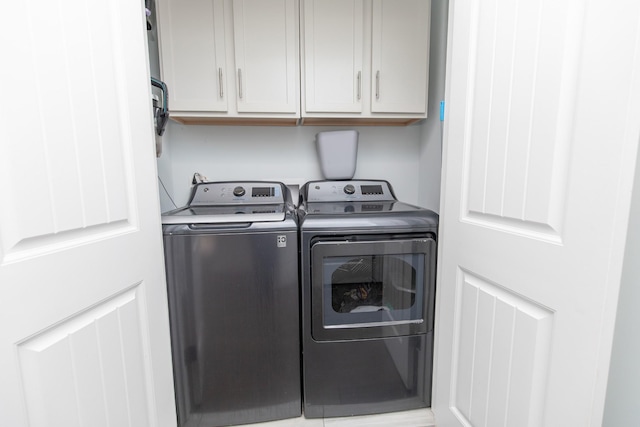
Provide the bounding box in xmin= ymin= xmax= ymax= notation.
xmin=0 ymin=1 xmax=177 ymax=426
xmin=434 ymin=0 xmax=640 ymax=426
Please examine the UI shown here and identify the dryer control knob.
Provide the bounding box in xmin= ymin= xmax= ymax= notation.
xmin=344 ymin=184 xmax=356 ymax=195
xmin=233 ymin=186 xmax=246 ymax=197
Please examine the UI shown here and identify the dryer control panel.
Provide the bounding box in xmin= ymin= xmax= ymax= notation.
xmin=304 ymin=180 xmax=396 ymax=202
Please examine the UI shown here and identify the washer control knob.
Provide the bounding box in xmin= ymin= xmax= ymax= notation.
xmin=344 ymin=184 xmax=356 ymax=195
xmin=233 ymin=186 xmax=246 ymax=197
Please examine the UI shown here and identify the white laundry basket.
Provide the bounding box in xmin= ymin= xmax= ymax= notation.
xmin=315 ymin=130 xmax=359 ymax=180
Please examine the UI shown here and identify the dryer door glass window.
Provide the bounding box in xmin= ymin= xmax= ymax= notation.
xmin=324 ymin=253 xmax=422 ymax=325
xmin=310 ymin=237 xmax=436 ymax=340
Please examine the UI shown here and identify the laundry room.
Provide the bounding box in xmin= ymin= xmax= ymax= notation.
xmin=143 ymin=0 xmax=640 ymax=426
xmin=150 ymin=1 xmax=448 ymax=425
xmin=2 ymin=1 xmax=640 ymax=427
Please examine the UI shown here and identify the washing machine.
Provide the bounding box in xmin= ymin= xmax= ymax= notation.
xmin=298 ymin=179 xmax=439 ymax=418
xmin=162 ymin=181 xmax=301 ymax=427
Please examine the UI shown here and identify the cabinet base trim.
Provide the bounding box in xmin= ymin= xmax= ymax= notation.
xmin=169 ymin=116 xmax=425 ymax=127
xmin=300 ymin=117 xmax=424 ymax=126
xmin=170 ymin=117 xmax=300 ymax=126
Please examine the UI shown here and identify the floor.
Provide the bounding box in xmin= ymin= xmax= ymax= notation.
xmin=246 ymin=408 xmax=436 ymax=427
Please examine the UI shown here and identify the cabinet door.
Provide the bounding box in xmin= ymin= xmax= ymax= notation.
xmin=371 ymin=0 xmax=430 ymax=114
xmin=232 ymin=0 xmax=299 ymax=114
xmin=157 ymin=0 xmax=228 ymax=112
xmin=303 ymin=0 xmax=364 ymax=113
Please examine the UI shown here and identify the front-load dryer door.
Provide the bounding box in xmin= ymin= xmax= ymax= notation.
xmin=310 ymin=237 xmax=436 ymax=341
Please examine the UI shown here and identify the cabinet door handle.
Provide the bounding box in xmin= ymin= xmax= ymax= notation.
xmin=357 ymin=71 xmax=361 ymax=100
xmin=218 ymin=68 xmax=223 ymax=98
xmin=238 ymin=68 xmax=243 ymax=99
xmin=376 ymin=70 xmax=380 ymax=100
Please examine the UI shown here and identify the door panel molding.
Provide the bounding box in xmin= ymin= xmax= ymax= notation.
xmin=460 ymin=0 xmax=586 ymax=241
xmin=1 ymin=221 xmax=135 ymax=266
xmin=17 ymin=284 xmax=154 ymax=427
xmin=450 ymin=268 xmax=553 ymax=426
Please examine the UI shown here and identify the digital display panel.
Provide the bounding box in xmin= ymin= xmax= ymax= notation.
xmin=360 ymin=185 xmax=384 ymax=195
xmin=252 ymin=187 xmax=274 ymax=197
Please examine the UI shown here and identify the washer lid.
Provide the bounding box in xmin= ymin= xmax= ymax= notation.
xmin=162 ymin=204 xmax=287 ymax=224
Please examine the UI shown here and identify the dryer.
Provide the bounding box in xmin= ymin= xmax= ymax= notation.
xmin=298 ymin=179 xmax=439 ymax=418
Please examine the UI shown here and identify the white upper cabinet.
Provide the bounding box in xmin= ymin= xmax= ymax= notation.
xmin=371 ymin=0 xmax=430 ymax=114
xmin=156 ymin=0 xmax=300 ymax=123
xmin=301 ymin=0 xmax=431 ymax=124
xmin=302 ymin=0 xmax=364 ymax=113
xmin=157 ymin=0 xmax=429 ymax=125
xmin=233 ymin=0 xmax=299 ymax=114
xmin=157 ymin=0 xmax=228 ymax=113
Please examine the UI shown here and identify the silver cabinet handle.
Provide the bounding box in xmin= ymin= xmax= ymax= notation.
xmin=238 ymin=68 xmax=243 ymax=99
xmin=218 ymin=68 xmax=223 ymax=98
xmin=357 ymin=71 xmax=361 ymax=100
xmin=376 ymin=70 xmax=380 ymax=100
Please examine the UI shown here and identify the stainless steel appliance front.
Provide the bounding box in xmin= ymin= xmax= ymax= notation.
xmin=162 ymin=181 xmax=300 ymax=427
xmin=299 ymin=180 xmax=439 ymax=419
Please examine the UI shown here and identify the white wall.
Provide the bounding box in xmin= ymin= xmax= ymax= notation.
xmin=603 ymin=135 xmax=640 ymax=426
xmin=158 ymin=123 xmax=423 ymax=210
xmin=418 ymin=0 xmax=449 ymax=213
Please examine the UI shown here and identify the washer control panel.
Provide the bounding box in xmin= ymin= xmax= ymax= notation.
xmin=190 ymin=182 xmax=284 ymax=205
xmin=305 ymin=180 xmax=395 ymax=202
